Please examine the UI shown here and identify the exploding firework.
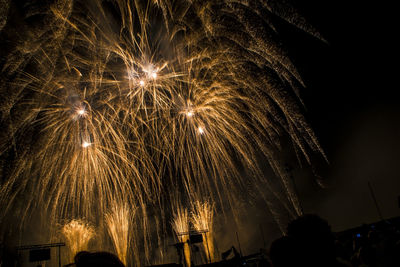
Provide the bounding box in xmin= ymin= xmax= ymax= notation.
xmin=172 ymin=206 xmax=191 ymax=267
xmin=105 ymin=203 xmax=135 ymax=265
xmin=191 ymin=200 xmax=215 ymax=263
xmin=0 ymin=0 xmax=325 ymax=261
xmin=61 ymin=219 xmax=95 ymax=261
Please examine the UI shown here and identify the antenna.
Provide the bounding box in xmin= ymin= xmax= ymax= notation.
xmin=235 ymin=232 xmax=243 ymax=257
xmin=368 ymin=181 xmax=384 ymax=221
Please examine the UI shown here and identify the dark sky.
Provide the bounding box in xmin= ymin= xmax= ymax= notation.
xmin=212 ymin=0 xmax=399 ymax=253
xmin=282 ymin=0 xmax=400 ymax=231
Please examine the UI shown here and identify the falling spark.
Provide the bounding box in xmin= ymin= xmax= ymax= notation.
xmin=198 ymin=127 xmax=204 ymax=134
xmin=82 ymin=141 xmax=91 ymax=148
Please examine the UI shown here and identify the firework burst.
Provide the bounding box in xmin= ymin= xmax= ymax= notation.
xmin=0 ymin=0 xmax=325 ymax=261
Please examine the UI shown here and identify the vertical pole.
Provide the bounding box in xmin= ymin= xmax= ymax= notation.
xmin=259 ymin=224 xmax=266 ymax=248
xmin=188 ymin=239 xmax=195 ymax=266
xmin=58 ymin=245 xmax=61 ymax=267
xmin=368 ymin=181 xmax=384 ymax=220
xmin=214 ymin=235 xmax=220 ymax=262
xmin=235 ymin=232 xmax=242 ymax=257
xmin=203 ymin=232 xmax=211 ymax=263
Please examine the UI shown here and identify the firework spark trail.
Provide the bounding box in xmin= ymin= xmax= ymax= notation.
xmin=105 ymin=203 xmax=135 ymax=265
xmin=191 ymin=200 xmax=215 ymax=263
xmin=0 ymin=0 xmax=326 ymax=256
xmin=61 ymin=219 xmax=95 ymax=261
xmin=172 ymin=206 xmax=191 ymax=267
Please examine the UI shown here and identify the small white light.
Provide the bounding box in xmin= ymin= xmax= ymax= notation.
xmin=151 ymin=72 xmax=157 ymax=79
xmin=82 ymin=141 xmax=91 ymax=148
xmin=187 ymin=111 xmax=194 ymax=117
xmin=77 ymin=109 xmax=85 ymax=115
xmin=198 ymin=126 xmax=204 ymax=134
xmin=139 ymin=80 xmax=145 ymax=86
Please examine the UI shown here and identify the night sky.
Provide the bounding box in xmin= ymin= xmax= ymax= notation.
xmin=283 ymin=0 xmax=400 ymax=231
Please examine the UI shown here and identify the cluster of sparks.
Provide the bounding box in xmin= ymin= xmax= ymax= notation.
xmin=172 ymin=201 xmax=215 ymax=265
xmin=191 ymin=201 xmax=215 ymax=263
xmin=105 ymin=203 xmax=135 ymax=265
xmin=61 ymin=220 xmax=95 ymax=261
xmin=172 ymin=206 xmax=192 ymax=267
xmin=0 ymin=0 xmax=325 ymax=264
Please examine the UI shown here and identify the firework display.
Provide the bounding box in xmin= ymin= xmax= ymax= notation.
xmin=0 ymin=0 xmax=324 ymax=265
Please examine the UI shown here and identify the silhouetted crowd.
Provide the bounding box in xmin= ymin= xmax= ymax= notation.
xmin=268 ymin=214 xmax=400 ymax=267
xmin=15 ymin=214 xmax=398 ymax=267
xmin=64 ymin=251 xmax=125 ymax=267
xmin=64 ymin=214 xmax=400 ymax=267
